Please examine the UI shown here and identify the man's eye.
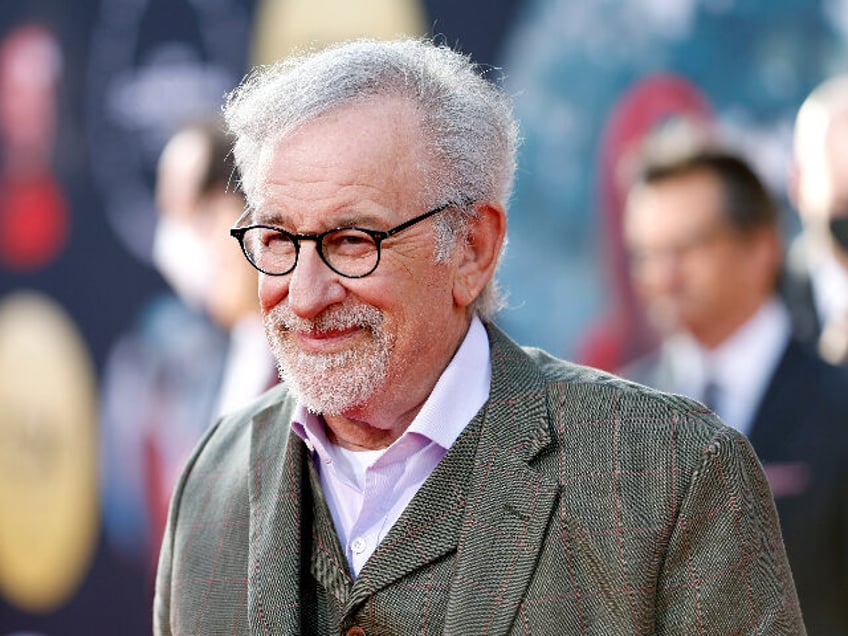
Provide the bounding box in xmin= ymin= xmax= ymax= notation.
xmin=339 ymin=233 xmax=372 ymax=246
xmin=258 ymin=230 xmax=293 ymax=252
xmin=326 ymin=230 xmax=376 ymax=254
xmin=324 ymin=230 xmax=374 ymax=246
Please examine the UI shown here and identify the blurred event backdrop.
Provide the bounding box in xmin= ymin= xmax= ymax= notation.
xmin=0 ymin=0 xmax=845 ymax=634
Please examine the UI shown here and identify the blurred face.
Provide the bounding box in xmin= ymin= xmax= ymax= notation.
xmin=625 ymin=169 xmax=776 ymax=348
xmin=823 ymin=116 xmax=848 ymax=219
xmin=197 ymin=189 xmax=258 ymax=327
xmin=795 ymin=112 xmax=848 ymax=260
xmin=250 ymin=98 xmax=471 ymax=420
xmin=820 ymin=117 xmax=848 ymax=259
xmin=152 ymin=130 xmax=214 ymax=309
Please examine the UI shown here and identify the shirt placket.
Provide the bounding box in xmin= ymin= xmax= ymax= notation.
xmin=346 ymin=459 xmax=406 ymax=574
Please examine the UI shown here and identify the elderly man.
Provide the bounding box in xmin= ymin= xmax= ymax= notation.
xmin=154 ymin=39 xmax=803 ymax=634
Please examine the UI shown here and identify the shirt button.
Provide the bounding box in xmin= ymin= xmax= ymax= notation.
xmin=346 ymin=627 xmax=366 ymax=636
xmin=304 ymin=439 xmax=314 ymax=452
xmin=350 ymin=537 xmax=367 ymax=554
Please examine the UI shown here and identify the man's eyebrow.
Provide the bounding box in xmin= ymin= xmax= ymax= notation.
xmin=247 ymin=208 xmax=390 ymax=230
xmin=254 ymin=212 xmax=288 ymax=226
xmin=332 ymin=212 xmax=386 ymax=228
xmin=242 ymin=206 xmax=290 ymax=227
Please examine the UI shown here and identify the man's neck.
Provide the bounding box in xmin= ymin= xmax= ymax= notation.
xmin=322 ymin=410 xmax=420 ymax=450
xmin=320 ymin=315 xmax=484 ymax=451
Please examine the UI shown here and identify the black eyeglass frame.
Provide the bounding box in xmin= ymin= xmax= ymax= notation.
xmin=229 ymin=202 xmax=457 ymax=279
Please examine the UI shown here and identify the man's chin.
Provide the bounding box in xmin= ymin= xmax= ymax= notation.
xmin=293 ymin=383 xmax=375 ymax=417
xmin=279 ymin=356 xmax=386 ymax=415
xmin=303 ymin=399 xmax=371 ymax=418
xmin=647 ymin=304 xmax=682 ymax=337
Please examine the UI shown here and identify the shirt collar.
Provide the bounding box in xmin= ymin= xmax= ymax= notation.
xmin=664 ymin=297 xmax=790 ymax=400
xmin=291 ymin=315 xmax=491 ymax=456
xmin=706 ymin=297 xmax=790 ymax=395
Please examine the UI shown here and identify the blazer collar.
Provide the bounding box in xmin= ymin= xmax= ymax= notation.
xmin=481 ymin=323 xmax=554 ymax=462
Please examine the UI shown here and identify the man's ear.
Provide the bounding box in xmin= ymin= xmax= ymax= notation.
xmin=452 ymin=202 xmax=507 ymax=309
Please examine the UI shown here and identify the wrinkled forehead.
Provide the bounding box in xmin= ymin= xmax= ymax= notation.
xmin=242 ymin=97 xmax=432 ymax=216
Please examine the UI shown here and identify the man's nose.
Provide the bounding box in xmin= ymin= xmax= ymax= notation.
xmin=286 ymin=241 xmax=346 ymax=319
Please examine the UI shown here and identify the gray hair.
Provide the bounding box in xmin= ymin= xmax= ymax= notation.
xmin=222 ymin=37 xmax=518 ymax=319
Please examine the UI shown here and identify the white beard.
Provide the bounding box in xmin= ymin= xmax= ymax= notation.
xmin=263 ymin=302 xmax=394 ymax=415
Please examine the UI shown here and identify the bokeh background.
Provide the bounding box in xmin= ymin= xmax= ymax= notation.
xmin=0 ymin=1 xmax=845 ymax=633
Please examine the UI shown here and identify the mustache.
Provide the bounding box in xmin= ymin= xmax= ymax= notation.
xmin=265 ymin=303 xmax=383 ymax=334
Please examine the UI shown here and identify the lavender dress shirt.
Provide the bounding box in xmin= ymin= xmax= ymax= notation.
xmin=290 ymin=316 xmax=491 ymax=576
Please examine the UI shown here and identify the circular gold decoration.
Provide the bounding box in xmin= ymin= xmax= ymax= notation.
xmin=0 ymin=291 xmax=99 ymax=612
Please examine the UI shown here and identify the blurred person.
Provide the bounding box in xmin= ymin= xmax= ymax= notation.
xmin=155 ymin=38 xmax=802 ymax=634
xmin=100 ymin=118 xmax=275 ymax=574
xmin=153 ymin=119 xmax=276 ymax=417
xmin=622 ymin=145 xmax=848 ymax=635
xmin=576 ymin=73 xmax=714 ymax=372
xmin=786 ymin=75 xmax=848 ymax=365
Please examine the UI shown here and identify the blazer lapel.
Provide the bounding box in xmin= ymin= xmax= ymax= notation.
xmin=444 ymin=325 xmax=560 ymax=634
xmin=747 ymin=340 xmax=802 ymax=458
xmin=308 ymin=461 xmax=355 ymax=608
xmin=747 ymin=340 xmax=818 ymax=499
xmin=247 ymin=398 xmax=305 ymax=634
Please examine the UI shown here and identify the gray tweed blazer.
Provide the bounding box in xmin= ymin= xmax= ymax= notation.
xmin=154 ymin=323 xmax=805 ymax=635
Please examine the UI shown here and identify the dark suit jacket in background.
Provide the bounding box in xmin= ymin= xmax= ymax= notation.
xmin=154 ymin=324 xmax=804 ymax=635
xmin=747 ymin=340 xmax=848 ymax=636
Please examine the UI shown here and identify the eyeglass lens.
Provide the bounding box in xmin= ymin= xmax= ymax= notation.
xmin=242 ymin=227 xmax=380 ymax=277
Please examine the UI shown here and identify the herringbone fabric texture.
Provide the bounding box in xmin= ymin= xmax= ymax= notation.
xmin=154 ymin=324 xmax=805 ymax=635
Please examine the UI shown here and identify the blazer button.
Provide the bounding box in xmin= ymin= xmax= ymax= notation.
xmin=346 ymin=627 xmax=366 ymax=636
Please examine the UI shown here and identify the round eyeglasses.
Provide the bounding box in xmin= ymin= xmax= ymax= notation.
xmin=230 ymin=202 xmax=454 ymax=279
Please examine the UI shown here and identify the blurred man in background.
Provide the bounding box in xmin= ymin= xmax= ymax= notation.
xmin=622 ymin=144 xmax=848 ymax=634
xmin=153 ymin=119 xmax=276 ymax=417
xmin=100 ymin=118 xmax=275 ymax=574
xmin=786 ymin=75 xmax=848 ymax=365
